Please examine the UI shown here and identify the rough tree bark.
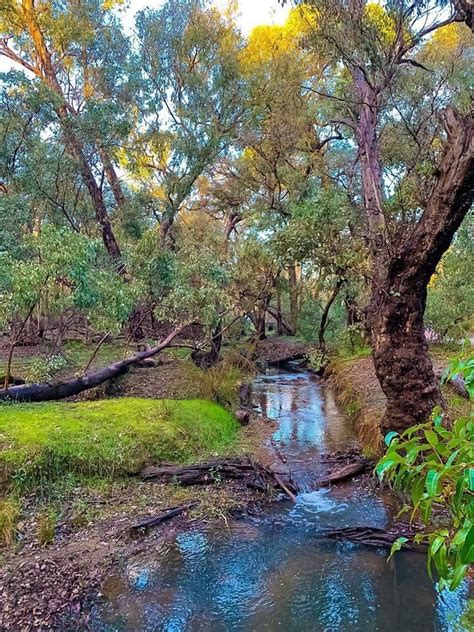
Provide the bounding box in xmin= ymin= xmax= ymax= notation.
xmin=366 ymin=108 xmax=473 ymax=433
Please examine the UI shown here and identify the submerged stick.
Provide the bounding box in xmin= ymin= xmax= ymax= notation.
xmin=131 ymin=502 xmax=199 ymax=532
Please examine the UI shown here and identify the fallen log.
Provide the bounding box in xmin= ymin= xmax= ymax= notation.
xmin=0 ymin=326 xmax=185 ymax=403
xmin=321 ymin=448 xmax=364 ymax=463
xmin=320 ymin=525 xmax=427 ymax=551
xmin=140 ymin=457 xmax=299 ymax=500
xmin=131 ymin=502 xmax=199 ymax=532
xmin=316 ymin=460 xmax=371 ymax=487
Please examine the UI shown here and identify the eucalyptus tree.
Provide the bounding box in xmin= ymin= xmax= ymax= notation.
xmin=0 ymin=0 xmax=134 ymax=266
xmin=0 ymin=71 xmax=95 ymax=247
xmin=0 ymin=226 xmax=135 ymax=389
xmin=126 ymin=0 xmax=246 ymax=247
xmin=221 ymin=9 xmax=344 ymax=332
xmin=284 ymin=0 xmax=474 ymax=431
xmin=273 ymin=187 xmax=368 ymax=349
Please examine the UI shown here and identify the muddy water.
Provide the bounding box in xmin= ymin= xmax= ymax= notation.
xmin=89 ymin=370 xmax=470 ymax=631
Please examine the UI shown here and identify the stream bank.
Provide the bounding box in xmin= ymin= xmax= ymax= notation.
xmin=83 ymin=368 xmax=471 ymax=631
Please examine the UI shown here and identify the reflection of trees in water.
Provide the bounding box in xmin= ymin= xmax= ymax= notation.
xmin=94 ymin=371 xmax=466 ymax=632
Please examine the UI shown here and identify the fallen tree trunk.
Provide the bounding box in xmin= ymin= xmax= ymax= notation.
xmin=0 ymin=326 xmax=185 ymax=403
xmin=131 ymin=502 xmax=199 ymax=533
xmin=140 ymin=457 xmax=299 ymax=500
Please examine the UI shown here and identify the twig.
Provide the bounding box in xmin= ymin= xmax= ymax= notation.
xmin=82 ymin=331 xmax=111 ymax=376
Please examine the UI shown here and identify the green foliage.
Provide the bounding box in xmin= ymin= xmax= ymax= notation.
xmin=426 ymin=217 xmax=474 ymax=342
xmin=0 ymin=227 xmax=135 ymax=334
xmin=306 ymin=347 xmax=327 ymax=372
xmin=0 ymin=398 xmax=238 ymax=495
xmin=377 ymin=354 xmax=474 ymax=589
xmin=24 ymin=355 xmax=69 ymax=384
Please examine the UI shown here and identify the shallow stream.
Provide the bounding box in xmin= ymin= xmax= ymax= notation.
xmin=89 ymin=370 xmax=470 ymax=631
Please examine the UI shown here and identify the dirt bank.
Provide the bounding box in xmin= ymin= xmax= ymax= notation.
xmin=329 ymin=346 xmax=469 ymax=455
xmin=0 ymin=407 xmax=281 ymax=631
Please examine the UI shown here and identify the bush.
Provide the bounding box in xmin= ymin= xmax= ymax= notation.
xmin=376 ymin=354 xmax=474 ymax=589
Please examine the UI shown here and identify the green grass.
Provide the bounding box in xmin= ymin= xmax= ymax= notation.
xmin=336 ymin=345 xmax=372 ymax=362
xmin=0 ymin=398 xmax=238 ymax=494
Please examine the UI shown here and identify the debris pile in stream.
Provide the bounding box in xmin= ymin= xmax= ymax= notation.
xmin=140 ymin=456 xmax=299 ymax=499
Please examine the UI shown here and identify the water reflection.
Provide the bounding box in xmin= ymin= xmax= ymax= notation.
xmin=90 ymin=371 xmax=470 ymax=632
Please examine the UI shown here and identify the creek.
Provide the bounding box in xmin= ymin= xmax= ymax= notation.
xmin=89 ymin=369 xmax=470 ymax=631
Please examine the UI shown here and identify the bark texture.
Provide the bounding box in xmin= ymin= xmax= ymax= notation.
xmin=367 ymin=108 xmax=474 ymax=432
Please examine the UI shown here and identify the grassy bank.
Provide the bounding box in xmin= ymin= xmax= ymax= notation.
xmin=0 ymin=398 xmax=238 ymax=495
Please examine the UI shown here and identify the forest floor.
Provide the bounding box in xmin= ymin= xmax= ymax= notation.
xmin=1 ymin=336 xmax=464 ymax=630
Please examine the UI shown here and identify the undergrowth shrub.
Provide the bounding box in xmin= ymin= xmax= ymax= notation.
xmin=0 ymin=497 xmax=20 ymax=547
xmin=377 ymin=354 xmax=474 ymax=589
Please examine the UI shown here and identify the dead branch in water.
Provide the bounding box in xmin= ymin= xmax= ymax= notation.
xmin=140 ymin=457 xmax=299 ymax=501
xmin=131 ymin=502 xmax=199 ymax=533
xmin=320 ymin=525 xmax=427 ymax=551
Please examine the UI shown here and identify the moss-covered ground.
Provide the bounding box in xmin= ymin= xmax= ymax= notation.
xmin=0 ymin=398 xmax=237 ymax=495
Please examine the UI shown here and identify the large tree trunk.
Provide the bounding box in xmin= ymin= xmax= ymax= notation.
xmin=0 ymin=327 xmax=184 ymax=403
xmin=367 ymin=108 xmax=473 ymax=433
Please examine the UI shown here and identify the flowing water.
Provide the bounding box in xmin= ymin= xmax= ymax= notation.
xmin=89 ymin=369 xmax=470 ymax=631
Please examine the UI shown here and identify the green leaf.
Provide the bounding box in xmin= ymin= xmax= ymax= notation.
xmin=433 ymin=542 xmax=448 ymax=578
xmin=411 ymin=477 xmax=425 ymax=506
xmin=450 ymin=564 xmax=468 ymax=590
xmin=376 ymin=459 xmax=396 ymax=479
xmin=468 ymin=468 xmax=474 ymax=493
xmin=426 ymin=470 xmax=440 ymax=497
xmin=388 ymin=537 xmax=408 ymax=561
xmin=460 ymin=525 xmax=474 ymax=565
xmin=384 ymin=431 xmax=399 ymax=447
xmin=424 ymin=429 xmax=438 ymax=448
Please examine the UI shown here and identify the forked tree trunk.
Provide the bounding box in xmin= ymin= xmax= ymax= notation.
xmin=367 ymin=108 xmax=473 ymax=433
